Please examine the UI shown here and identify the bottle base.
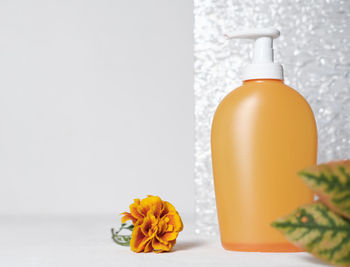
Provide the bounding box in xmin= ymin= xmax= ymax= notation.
xmin=222 ymin=242 xmax=303 ymax=252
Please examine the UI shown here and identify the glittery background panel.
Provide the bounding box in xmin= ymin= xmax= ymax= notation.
xmin=194 ymin=0 xmax=350 ymax=235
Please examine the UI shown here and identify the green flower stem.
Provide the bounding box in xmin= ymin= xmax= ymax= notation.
xmin=111 ymin=223 xmax=134 ymax=247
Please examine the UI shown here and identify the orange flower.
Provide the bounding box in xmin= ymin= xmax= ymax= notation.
xmin=121 ymin=196 xmax=183 ymax=253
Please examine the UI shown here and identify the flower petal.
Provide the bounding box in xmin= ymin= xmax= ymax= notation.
xmin=120 ymin=212 xmax=137 ymax=224
xmin=157 ymin=217 xmax=168 ymax=235
xmin=155 ymin=234 xmax=168 ymax=245
xmin=166 ymin=224 xmax=174 ymax=232
xmin=130 ymin=226 xmax=152 ymax=253
xmin=161 ymin=232 xmax=178 ymax=242
xmin=166 ymin=213 xmax=183 ymax=232
xmin=152 ymin=237 xmax=171 ymax=252
xmin=129 ymin=199 xmax=144 ymax=221
xmin=140 ymin=214 xmax=157 ymax=237
xmin=161 ymin=201 xmax=177 ymax=217
xmin=144 ymin=240 xmax=153 ymax=253
xmin=140 ymin=196 xmax=163 ymax=218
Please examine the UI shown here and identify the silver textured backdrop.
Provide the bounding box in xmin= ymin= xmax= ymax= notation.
xmin=194 ymin=0 xmax=350 ymax=235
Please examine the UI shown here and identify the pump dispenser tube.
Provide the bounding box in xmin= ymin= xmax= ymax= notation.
xmin=225 ymin=28 xmax=283 ymax=80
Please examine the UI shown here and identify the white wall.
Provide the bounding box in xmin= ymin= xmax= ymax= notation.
xmin=0 ymin=0 xmax=194 ymax=216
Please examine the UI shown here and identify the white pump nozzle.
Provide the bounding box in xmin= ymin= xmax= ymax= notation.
xmin=225 ymin=28 xmax=283 ymax=81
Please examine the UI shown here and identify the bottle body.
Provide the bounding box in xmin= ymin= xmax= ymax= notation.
xmin=211 ymin=79 xmax=317 ymax=252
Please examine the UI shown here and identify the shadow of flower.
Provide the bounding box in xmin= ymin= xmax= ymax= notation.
xmin=173 ymin=240 xmax=206 ymax=252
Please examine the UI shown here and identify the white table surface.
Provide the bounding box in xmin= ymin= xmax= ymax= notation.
xmin=0 ymin=215 xmax=331 ymax=267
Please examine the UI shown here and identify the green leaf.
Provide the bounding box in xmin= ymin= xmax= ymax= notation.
xmin=111 ymin=223 xmax=134 ymax=247
xmin=298 ymin=160 xmax=350 ymax=219
xmin=272 ymin=202 xmax=350 ymax=267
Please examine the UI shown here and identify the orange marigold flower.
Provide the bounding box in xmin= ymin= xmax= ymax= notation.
xmin=121 ymin=196 xmax=183 ymax=253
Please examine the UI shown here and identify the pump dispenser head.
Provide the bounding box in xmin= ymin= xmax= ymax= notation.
xmin=225 ymin=28 xmax=284 ymax=81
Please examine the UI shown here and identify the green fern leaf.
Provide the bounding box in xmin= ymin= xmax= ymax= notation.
xmin=298 ymin=160 xmax=350 ymax=219
xmin=272 ymin=202 xmax=350 ymax=267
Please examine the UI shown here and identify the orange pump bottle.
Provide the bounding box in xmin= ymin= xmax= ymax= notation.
xmin=211 ymin=29 xmax=317 ymax=252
